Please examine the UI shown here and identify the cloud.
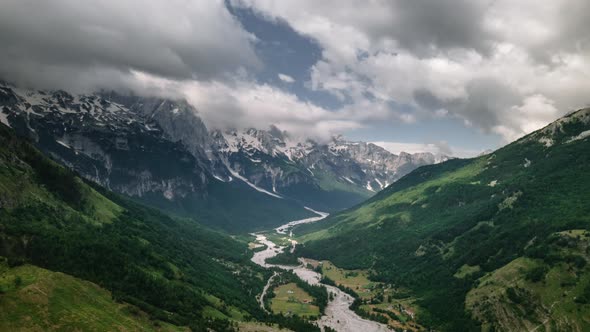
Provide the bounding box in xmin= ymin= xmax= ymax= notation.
xmin=372 ymin=140 xmax=480 ymax=158
xmin=131 ymin=72 xmax=366 ymax=141
xmin=278 ymin=73 xmax=295 ymax=83
xmin=369 ymin=0 xmax=493 ymax=56
xmin=0 ymin=0 xmax=259 ymax=92
xmin=1 ymin=0 xmax=588 ymax=150
xmin=233 ymin=0 xmax=590 ymax=142
xmin=182 ymin=79 xmax=367 ymax=141
xmin=0 ymin=0 xmax=409 ymax=143
xmin=485 ymin=1 xmax=590 ymax=62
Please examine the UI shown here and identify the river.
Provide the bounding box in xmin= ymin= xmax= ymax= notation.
xmin=251 ymin=210 xmax=392 ymax=332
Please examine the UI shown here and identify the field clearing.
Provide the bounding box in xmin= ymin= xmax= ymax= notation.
xmin=248 ymin=242 xmax=264 ymax=250
xmin=237 ymin=322 xmax=293 ymax=331
xmin=316 ymin=260 xmax=424 ymax=331
xmin=270 ymin=282 xmax=319 ymax=317
xmin=320 ymin=260 xmax=376 ymax=299
xmin=261 ymin=231 xmax=292 ymax=247
xmin=359 ymin=301 xmax=424 ymax=332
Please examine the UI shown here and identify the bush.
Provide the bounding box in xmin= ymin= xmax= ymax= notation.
xmin=525 ymin=265 xmax=547 ymax=283
xmin=14 ymin=276 xmax=22 ymax=288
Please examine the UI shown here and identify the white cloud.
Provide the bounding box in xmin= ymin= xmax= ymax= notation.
xmin=492 ymin=94 xmax=561 ymax=142
xmin=372 ymin=141 xmax=481 ymax=158
xmin=1 ymin=0 xmax=588 ymax=149
xmin=278 ymin=73 xmax=295 ymax=83
xmin=233 ymin=0 xmax=590 ymax=142
xmin=134 ymin=72 xmax=368 ymax=141
xmin=0 ymin=0 xmax=259 ymax=92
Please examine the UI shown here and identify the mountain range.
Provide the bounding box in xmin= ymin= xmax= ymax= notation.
xmin=295 ymin=108 xmax=590 ymax=331
xmin=0 ymin=83 xmax=446 ymax=230
xmin=1 ymin=80 xmax=590 ymax=331
xmin=0 ymin=121 xmax=327 ymax=331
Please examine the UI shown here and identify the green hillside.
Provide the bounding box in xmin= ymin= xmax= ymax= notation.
xmin=297 ymin=108 xmax=590 ymax=331
xmin=0 ymin=258 xmax=186 ymax=331
xmin=0 ymin=123 xmax=270 ymax=331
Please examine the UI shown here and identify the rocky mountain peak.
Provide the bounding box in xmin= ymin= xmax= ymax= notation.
xmin=1 ymin=83 xmax=449 ymax=213
xmin=525 ymin=108 xmax=590 ymax=148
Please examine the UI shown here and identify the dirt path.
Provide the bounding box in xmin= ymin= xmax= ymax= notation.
xmin=259 ymin=271 xmax=279 ymax=313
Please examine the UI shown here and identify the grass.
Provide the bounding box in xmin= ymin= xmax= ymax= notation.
xmin=314 ymin=169 xmax=373 ymax=197
xmin=83 ymin=181 xmax=124 ymax=224
xmin=314 ymin=259 xmax=425 ymax=331
xmin=249 ymin=242 xmax=265 ymax=250
xmin=0 ymin=145 xmax=121 ymax=227
xmin=454 ymin=264 xmax=481 ymax=279
xmin=270 ymin=283 xmax=319 ymax=317
xmin=360 ymin=302 xmax=424 ymax=332
xmin=292 ymin=109 xmax=590 ymax=330
xmin=237 ymin=321 xmax=292 ymax=331
xmin=262 ymin=231 xmax=293 ymax=247
xmin=0 ymin=259 xmax=186 ymax=331
xmin=202 ymin=293 xmax=247 ymax=321
xmin=320 ymin=261 xmax=376 ymax=299
xmin=299 ymin=158 xmax=487 ymax=243
xmin=466 ymin=230 xmax=590 ymax=331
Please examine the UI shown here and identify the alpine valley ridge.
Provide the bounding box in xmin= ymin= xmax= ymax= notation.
xmin=0 ymin=82 xmax=448 ymax=231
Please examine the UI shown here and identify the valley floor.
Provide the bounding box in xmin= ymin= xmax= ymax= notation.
xmin=249 ymin=212 xmax=392 ymax=332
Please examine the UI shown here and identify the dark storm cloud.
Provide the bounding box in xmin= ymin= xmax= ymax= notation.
xmin=413 ymin=89 xmax=446 ymax=111
xmin=457 ymin=79 xmax=520 ymax=130
xmin=377 ymin=0 xmax=494 ymax=56
xmin=414 ymin=79 xmax=520 ymax=134
xmin=0 ymin=0 xmax=259 ymax=91
xmin=532 ymin=1 xmax=590 ymax=62
xmin=359 ymin=0 xmax=588 ymax=60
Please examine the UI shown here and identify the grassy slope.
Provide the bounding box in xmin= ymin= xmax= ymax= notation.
xmin=297 ymin=108 xmax=590 ymax=330
xmin=137 ymin=176 xmax=316 ymax=233
xmin=466 ymin=230 xmax=590 ymax=331
xmin=270 ymin=283 xmax=320 ymax=317
xmin=8 ymin=105 xmax=311 ymax=234
xmin=194 ymin=179 xmax=315 ymax=232
xmin=0 ymin=123 xmax=269 ymax=330
xmin=0 ymin=259 xmax=186 ymax=331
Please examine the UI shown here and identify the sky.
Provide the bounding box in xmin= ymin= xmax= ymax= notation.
xmin=0 ymin=0 xmax=589 ymax=157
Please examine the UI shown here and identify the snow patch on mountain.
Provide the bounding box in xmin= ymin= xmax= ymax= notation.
xmin=538 ymin=137 xmax=554 ymax=147
xmin=55 ymin=140 xmax=72 ymax=149
xmin=0 ymin=83 xmax=450 ymax=212
xmin=567 ymin=130 xmax=590 ymax=143
xmin=212 ymin=127 xmax=450 ymax=203
xmin=343 ymin=176 xmax=355 ymax=184
xmin=226 ymin=165 xmax=283 ymax=199
xmin=372 ymin=178 xmax=381 ymax=189
xmin=530 ymin=108 xmax=590 ymax=146
xmin=0 ymin=109 xmax=9 ymax=127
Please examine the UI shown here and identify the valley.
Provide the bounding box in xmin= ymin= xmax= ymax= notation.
xmin=2 ymin=100 xmax=590 ymax=331
xmin=292 ymin=108 xmax=590 ymax=331
xmin=250 ymin=211 xmax=391 ymax=332
xmin=2 ymin=2 xmax=589 ymax=331
xmin=0 ymin=83 xmax=444 ymax=232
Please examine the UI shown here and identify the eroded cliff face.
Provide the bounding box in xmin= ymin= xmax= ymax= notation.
xmin=0 ymin=85 xmax=209 ymax=204
xmin=0 ymin=83 xmax=447 ymax=218
xmin=211 ymin=127 xmax=448 ymax=206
